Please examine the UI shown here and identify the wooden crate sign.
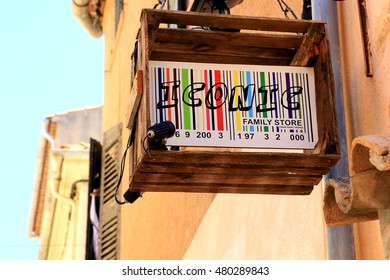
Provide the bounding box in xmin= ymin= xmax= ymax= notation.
xmin=149 ymin=61 xmax=318 ymax=149
xmin=127 ymin=10 xmax=340 ymax=196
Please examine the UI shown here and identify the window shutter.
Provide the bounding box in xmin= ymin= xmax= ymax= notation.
xmin=86 ymin=138 xmax=102 ymax=260
xmin=98 ymin=124 xmax=122 ymax=260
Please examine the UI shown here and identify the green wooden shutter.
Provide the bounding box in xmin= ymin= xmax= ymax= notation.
xmin=98 ymin=124 xmax=121 ymax=260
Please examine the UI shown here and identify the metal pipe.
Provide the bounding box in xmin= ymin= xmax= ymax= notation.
xmin=71 ymin=179 xmax=89 ymax=260
xmin=71 ymin=0 xmax=102 ymax=39
xmin=41 ymin=122 xmax=56 ymax=149
xmin=49 ymin=153 xmax=90 ymax=259
xmin=313 ymin=0 xmax=356 ymax=260
xmin=49 ymin=155 xmax=76 ymax=211
xmin=357 ymin=0 xmax=373 ymax=77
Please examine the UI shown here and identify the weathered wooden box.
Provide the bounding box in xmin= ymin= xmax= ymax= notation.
xmin=127 ymin=9 xmax=339 ymax=195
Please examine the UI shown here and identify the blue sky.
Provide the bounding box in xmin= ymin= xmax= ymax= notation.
xmin=0 ymin=1 xmax=103 ymax=260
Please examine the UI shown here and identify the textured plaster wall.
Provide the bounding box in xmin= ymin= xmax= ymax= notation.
xmin=335 ymin=0 xmax=390 ymax=259
xmin=183 ymin=0 xmax=329 ymax=260
xmin=338 ymin=1 xmax=390 ymax=137
xmin=184 ymin=189 xmax=327 ymax=259
xmin=230 ymin=0 xmax=302 ymax=18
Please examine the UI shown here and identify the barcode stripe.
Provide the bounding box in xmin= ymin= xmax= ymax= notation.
xmin=181 ymin=69 xmax=191 ymax=129
xmin=285 ymin=73 xmax=292 ymax=119
xmin=272 ymin=72 xmax=279 ymax=133
xmin=228 ymin=71 xmax=235 ymax=139
xmin=233 ymin=71 xmax=241 ymax=132
xmin=149 ymin=61 xmax=317 ymax=149
xmin=214 ymin=70 xmax=224 ymax=131
xmin=303 ymin=73 xmax=309 ymax=138
xmin=303 ymin=73 xmax=309 ymax=139
xmin=157 ymin=68 xmax=163 ymax=123
xmin=306 ymin=73 xmax=314 ymax=142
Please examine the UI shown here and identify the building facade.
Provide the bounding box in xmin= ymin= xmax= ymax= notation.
xmin=67 ymin=0 xmax=390 ymax=260
xmin=28 ymin=106 xmax=102 ymax=259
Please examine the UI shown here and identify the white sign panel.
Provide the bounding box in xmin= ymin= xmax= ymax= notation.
xmin=149 ymin=61 xmax=318 ymax=149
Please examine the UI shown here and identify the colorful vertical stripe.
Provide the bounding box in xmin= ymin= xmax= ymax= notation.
xmin=149 ymin=61 xmax=318 ymax=149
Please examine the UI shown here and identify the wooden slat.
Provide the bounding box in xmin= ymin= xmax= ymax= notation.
xmin=153 ymin=41 xmax=296 ymax=60
xmin=143 ymin=10 xmax=163 ymax=57
xmin=137 ymin=162 xmax=331 ymax=176
xmin=126 ymin=70 xmax=143 ymax=129
xmin=143 ymin=9 xmax=320 ymax=34
xmin=155 ymin=28 xmax=304 ymax=50
xmin=130 ymin=182 xmax=314 ymax=195
xmin=150 ymin=51 xmax=292 ymax=66
xmin=290 ymin=23 xmax=326 ymax=66
xmin=138 ymin=16 xmax=152 ymax=168
xmin=129 ymin=150 xmax=338 ymax=195
xmin=133 ymin=172 xmax=322 ymax=185
xmin=151 ymin=28 xmax=302 ymax=65
xmin=312 ymin=38 xmax=339 ymax=154
xmin=141 ymin=150 xmax=340 ymax=167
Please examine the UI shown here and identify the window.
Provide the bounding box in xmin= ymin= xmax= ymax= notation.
xmin=86 ymin=138 xmax=102 ymax=260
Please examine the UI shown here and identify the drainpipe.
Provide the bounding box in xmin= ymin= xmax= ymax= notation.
xmin=312 ymin=1 xmax=356 ymax=259
xmin=49 ymin=152 xmax=90 ymax=259
xmin=49 ymin=150 xmax=90 ymax=212
xmin=50 ymin=155 xmax=76 ymax=213
xmin=71 ymin=0 xmax=102 ymax=39
xmin=71 ymin=179 xmax=90 ymax=260
xmin=41 ymin=122 xmax=56 ymax=149
xmin=40 ymin=152 xmax=75 ymax=259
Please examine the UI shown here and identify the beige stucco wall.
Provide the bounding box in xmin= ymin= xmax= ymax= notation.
xmin=101 ymin=0 xmax=389 ymax=260
xmin=232 ymin=0 xmax=302 ymax=18
xmin=182 ymin=1 xmax=328 ymax=260
xmin=101 ymin=0 xmax=332 ymax=260
xmin=184 ymin=189 xmax=327 ymax=259
xmin=337 ymin=1 xmax=390 ymax=137
xmin=40 ymin=152 xmax=90 ymax=260
xmin=335 ymin=0 xmax=390 ymax=259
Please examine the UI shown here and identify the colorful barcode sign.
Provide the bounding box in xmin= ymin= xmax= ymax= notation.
xmin=149 ymin=61 xmax=318 ymax=149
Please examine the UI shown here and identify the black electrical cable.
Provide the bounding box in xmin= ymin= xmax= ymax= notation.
xmin=276 ymin=0 xmax=298 ymax=19
xmin=153 ymin=0 xmax=166 ymax=9
xmin=114 ymin=116 xmax=137 ymax=205
xmin=142 ymin=135 xmax=152 ymax=157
